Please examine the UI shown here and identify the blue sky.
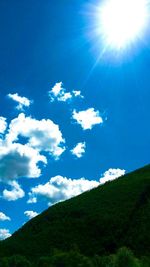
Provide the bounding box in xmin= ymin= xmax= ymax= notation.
xmin=0 ymin=0 xmax=150 ymax=239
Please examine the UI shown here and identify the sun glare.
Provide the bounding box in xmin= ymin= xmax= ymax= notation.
xmin=98 ymin=0 xmax=149 ymax=50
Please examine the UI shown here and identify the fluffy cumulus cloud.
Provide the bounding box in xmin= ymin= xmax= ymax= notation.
xmin=8 ymin=93 xmax=32 ymax=110
xmin=28 ymin=168 xmax=126 ymax=205
xmin=28 ymin=175 xmax=99 ymax=205
xmin=0 ymin=117 xmax=7 ymax=134
xmin=72 ymin=108 xmax=103 ymax=130
xmin=0 ymin=143 xmax=47 ymax=183
xmin=0 ymin=113 xmax=65 ymax=201
xmin=0 ymin=229 xmax=11 ymax=240
xmin=24 ymin=210 xmax=39 ymax=220
xmin=71 ymin=142 xmax=86 ymax=158
xmin=100 ymin=168 xmax=126 ymax=184
xmin=0 ymin=212 xmax=11 ymax=221
xmin=6 ymin=113 xmax=65 ymax=158
xmin=48 ymin=82 xmax=83 ymax=102
xmin=2 ymin=181 xmax=25 ymax=201
xmin=0 ymin=113 xmax=64 ymax=182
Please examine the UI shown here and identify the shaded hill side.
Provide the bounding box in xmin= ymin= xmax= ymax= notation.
xmin=1 ymin=165 xmax=150 ymax=259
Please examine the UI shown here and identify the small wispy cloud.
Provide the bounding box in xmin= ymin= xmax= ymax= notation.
xmin=0 ymin=212 xmax=11 ymax=221
xmin=8 ymin=93 xmax=32 ymax=110
xmin=72 ymin=90 xmax=83 ymax=97
xmin=48 ymin=82 xmax=83 ymax=102
xmin=0 ymin=229 xmax=11 ymax=240
xmin=24 ymin=210 xmax=39 ymax=220
xmin=72 ymin=108 xmax=103 ymax=130
xmin=71 ymin=142 xmax=86 ymax=158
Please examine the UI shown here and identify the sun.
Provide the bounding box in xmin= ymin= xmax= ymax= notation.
xmin=98 ymin=0 xmax=149 ymax=50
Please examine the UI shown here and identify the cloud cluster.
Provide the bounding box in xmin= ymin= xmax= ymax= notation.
xmin=0 ymin=229 xmax=11 ymax=240
xmin=0 ymin=212 xmax=11 ymax=221
xmin=100 ymin=168 xmax=126 ymax=184
xmin=8 ymin=93 xmax=32 ymax=111
xmin=28 ymin=175 xmax=99 ymax=205
xmin=0 ymin=117 xmax=7 ymax=134
xmin=1 ymin=83 xmax=111 ymax=212
xmin=72 ymin=108 xmax=103 ymax=130
xmin=71 ymin=142 xmax=86 ymax=158
xmin=48 ymin=82 xmax=83 ymax=102
xmin=0 ymin=113 xmax=65 ymax=201
xmin=24 ymin=210 xmax=39 ymax=220
xmin=28 ymin=168 xmax=125 ymax=206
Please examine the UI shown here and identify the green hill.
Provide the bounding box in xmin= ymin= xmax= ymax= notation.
xmin=0 ymin=165 xmax=150 ymax=260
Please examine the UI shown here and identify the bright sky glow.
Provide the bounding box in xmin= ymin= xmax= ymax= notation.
xmin=99 ymin=0 xmax=149 ymax=50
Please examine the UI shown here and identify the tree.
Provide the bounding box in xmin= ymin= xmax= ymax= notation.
xmin=7 ymin=255 xmax=31 ymax=267
xmin=115 ymin=247 xmax=140 ymax=267
xmin=37 ymin=257 xmax=53 ymax=267
xmin=93 ymin=254 xmax=115 ymax=267
xmin=0 ymin=258 xmax=9 ymax=267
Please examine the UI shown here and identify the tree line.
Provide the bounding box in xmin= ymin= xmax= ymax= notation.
xmin=0 ymin=247 xmax=149 ymax=267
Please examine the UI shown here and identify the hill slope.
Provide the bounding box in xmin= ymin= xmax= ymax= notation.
xmin=1 ymin=165 xmax=150 ymax=259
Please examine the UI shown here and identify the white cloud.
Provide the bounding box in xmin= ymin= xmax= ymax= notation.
xmin=24 ymin=210 xmax=39 ymax=220
xmin=50 ymin=82 xmax=63 ymax=98
xmin=72 ymin=108 xmax=103 ymax=130
xmin=72 ymin=90 xmax=83 ymax=98
xmin=0 ymin=113 xmax=65 ymax=201
xmin=28 ymin=168 xmax=126 ymax=205
xmin=27 ymin=197 xmax=37 ymax=204
xmin=0 ymin=142 xmax=47 ymax=182
xmin=0 ymin=144 xmax=45 ymax=201
xmin=0 ymin=229 xmax=11 ymax=240
xmin=100 ymin=168 xmax=126 ymax=184
xmin=48 ymin=82 xmax=83 ymax=102
xmin=0 ymin=112 xmax=124 ymax=204
xmin=0 ymin=117 xmax=7 ymax=134
xmin=8 ymin=93 xmax=32 ymax=110
xmin=6 ymin=113 xmax=65 ymax=158
xmin=2 ymin=181 xmax=25 ymax=201
xmin=71 ymin=142 xmax=86 ymax=158
xmin=28 ymin=175 xmax=99 ymax=205
xmin=59 ymin=92 xmax=72 ymax=102
xmin=0 ymin=212 xmax=11 ymax=221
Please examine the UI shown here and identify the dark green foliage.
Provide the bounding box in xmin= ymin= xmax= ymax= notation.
xmin=0 ymin=258 xmax=9 ymax=267
xmin=0 ymin=165 xmax=150 ymax=260
xmin=141 ymin=257 xmax=150 ymax=267
xmin=0 ymin=255 xmax=31 ymax=267
xmin=115 ymin=247 xmax=140 ymax=267
xmin=36 ymin=249 xmax=93 ymax=267
xmin=0 ymin=248 xmax=149 ymax=267
xmin=37 ymin=256 xmax=52 ymax=267
xmin=93 ymin=254 xmax=116 ymax=267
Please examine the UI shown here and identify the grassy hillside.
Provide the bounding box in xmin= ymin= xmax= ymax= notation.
xmin=0 ymin=165 xmax=150 ymax=260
